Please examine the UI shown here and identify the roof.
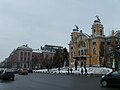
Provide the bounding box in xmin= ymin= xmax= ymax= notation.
xmin=44 ymin=44 xmax=63 ymax=48
xmin=17 ymin=44 xmax=32 ymax=51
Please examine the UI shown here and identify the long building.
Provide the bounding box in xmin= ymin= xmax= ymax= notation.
xmin=2 ymin=44 xmax=64 ymax=69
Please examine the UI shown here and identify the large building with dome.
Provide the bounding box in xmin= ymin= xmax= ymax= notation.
xmin=69 ymin=16 xmax=120 ymax=69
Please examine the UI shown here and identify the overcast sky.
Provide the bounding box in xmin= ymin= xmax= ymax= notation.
xmin=0 ymin=0 xmax=120 ymax=61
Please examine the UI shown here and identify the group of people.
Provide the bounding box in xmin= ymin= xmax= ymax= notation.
xmin=67 ymin=67 xmax=88 ymax=75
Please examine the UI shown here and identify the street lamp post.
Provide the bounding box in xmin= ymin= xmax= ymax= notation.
xmin=116 ymin=45 xmax=120 ymax=70
xmin=111 ymin=45 xmax=120 ymax=71
xmin=112 ymin=57 xmax=115 ymax=69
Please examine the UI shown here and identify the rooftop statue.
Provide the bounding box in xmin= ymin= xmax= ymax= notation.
xmin=74 ymin=25 xmax=79 ymax=30
xmin=95 ymin=15 xmax=100 ymax=22
xmin=73 ymin=25 xmax=79 ymax=31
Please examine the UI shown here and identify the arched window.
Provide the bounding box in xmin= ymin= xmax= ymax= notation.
xmin=93 ymin=47 xmax=96 ymax=54
xmin=81 ymin=41 xmax=85 ymax=47
xmin=84 ymin=42 xmax=86 ymax=47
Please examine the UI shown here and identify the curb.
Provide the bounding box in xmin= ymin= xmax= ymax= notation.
xmin=33 ymin=71 xmax=103 ymax=77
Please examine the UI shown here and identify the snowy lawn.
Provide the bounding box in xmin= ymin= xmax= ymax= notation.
xmin=33 ymin=67 xmax=112 ymax=75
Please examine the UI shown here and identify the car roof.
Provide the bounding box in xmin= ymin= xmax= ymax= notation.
xmin=3 ymin=69 xmax=14 ymax=72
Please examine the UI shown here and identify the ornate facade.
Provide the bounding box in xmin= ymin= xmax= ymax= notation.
xmin=69 ymin=16 xmax=120 ymax=69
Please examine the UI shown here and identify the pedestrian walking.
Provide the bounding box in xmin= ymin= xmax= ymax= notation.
xmin=81 ymin=68 xmax=83 ymax=75
xmin=67 ymin=68 xmax=69 ymax=74
xmin=85 ymin=68 xmax=88 ymax=76
xmin=70 ymin=68 xmax=73 ymax=74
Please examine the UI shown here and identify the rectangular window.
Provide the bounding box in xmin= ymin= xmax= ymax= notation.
xmin=93 ymin=42 xmax=96 ymax=45
xmin=107 ymin=42 xmax=111 ymax=45
xmin=101 ymin=42 xmax=105 ymax=45
xmin=28 ymin=52 xmax=30 ymax=56
xmin=81 ymin=50 xmax=83 ymax=55
xmin=74 ymin=52 xmax=75 ymax=56
xmin=116 ymin=42 xmax=118 ymax=44
xmin=28 ymin=57 xmax=30 ymax=61
xmin=24 ymin=57 xmax=26 ymax=62
xmin=21 ymin=52 xmax=23 ymax=57
xmin=21 ymin=57 xmax=23 ymax=62
xmin=78 ymin=50 xmax=80 ymax=56
xmin=84 ymin=49 xmax=86 ymax=55
xmin=24 ymin=52 xmax=27 ymax=57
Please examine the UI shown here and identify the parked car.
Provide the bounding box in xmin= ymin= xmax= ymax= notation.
xmin=18 ymin=68 xmax=28 ymax=75
xmin=0 ymin=69 xmax=15 ymax=80
xmin=11 ymin=68 xmax=19 ymax=74
xmin=0 ymin=70 xmax=4 ymax=75
xmin=100 ymin=70 xmax=120 ymax=87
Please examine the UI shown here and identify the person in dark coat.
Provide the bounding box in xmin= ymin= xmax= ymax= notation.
xmin=81 ymin=68 xmax=83 ymax=75
xmin=70 ymin=68 xmax=73 ymax=74
xmin=85 ymin=68 xmax=88 ymax=76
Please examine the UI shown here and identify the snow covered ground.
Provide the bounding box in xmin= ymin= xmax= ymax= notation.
xmin=33 ymin=66 xmax=113 ymax=76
